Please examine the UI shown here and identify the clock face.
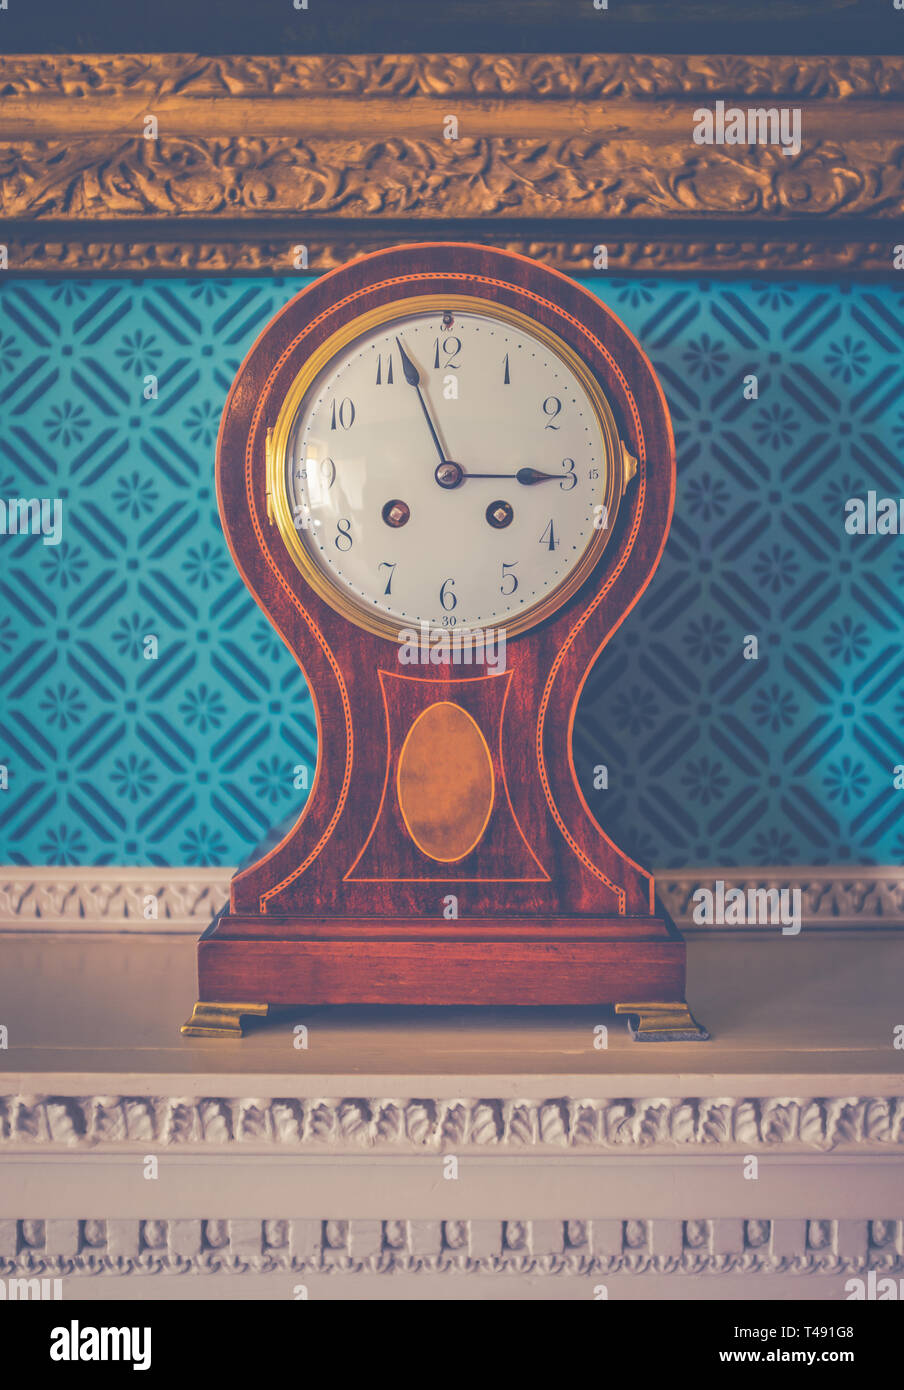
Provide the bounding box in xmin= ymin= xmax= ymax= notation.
xmin=271 ymin=296 xmax=626 ymax=639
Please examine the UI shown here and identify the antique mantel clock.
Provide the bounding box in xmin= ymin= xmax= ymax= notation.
xmin=182 ymin=243 xmax=708 ymax=1042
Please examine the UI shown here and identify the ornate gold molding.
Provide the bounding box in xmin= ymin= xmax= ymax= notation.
xmin=1 ymin=53 xmax=902 ymax=275
xmin=2 ymin=53 xmax=903 ymax=100
xmin=5 ymin=234 xmax=899 ymax=277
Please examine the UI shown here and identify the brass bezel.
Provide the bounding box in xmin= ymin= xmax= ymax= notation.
xmin=266 ymin=293 xmax=630 ymax=641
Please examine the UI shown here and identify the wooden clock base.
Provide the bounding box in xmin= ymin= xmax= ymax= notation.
xmin=180 ymin=906 xmax=709 ymax=1041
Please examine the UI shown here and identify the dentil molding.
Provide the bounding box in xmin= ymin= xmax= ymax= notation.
xmin=1 ymin=1217 xmax=902 ymax=1278
xmin=1 ymin=865 xmax=902 ymax=932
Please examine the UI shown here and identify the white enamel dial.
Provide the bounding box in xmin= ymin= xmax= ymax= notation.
xmin=280 ymin=303 xmax=615 ymax=637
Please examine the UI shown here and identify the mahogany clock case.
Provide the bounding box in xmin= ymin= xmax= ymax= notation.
xmin=185 ymin=242 xmax=707 ymax=1039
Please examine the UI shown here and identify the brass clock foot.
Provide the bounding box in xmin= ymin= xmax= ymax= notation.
xmin=181 ymin=1001 xmax=270 ymax=1038
xmin=615 ymin=1000 xmax=710 ymax=1042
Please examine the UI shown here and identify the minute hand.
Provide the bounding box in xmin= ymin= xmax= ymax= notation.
xmin=395 ymin=336 xmax=448 ymax=467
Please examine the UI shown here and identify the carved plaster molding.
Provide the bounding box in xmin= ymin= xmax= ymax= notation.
xmin=4 ymin=1094 xmax=904 ymax=1154
xmin=658 ymin=868 xmax=904 ymax=929
xmin=2 ymin=53 xmax=901 ymax=275
xmin=1 ymin=1217 xmax=901 ymax=1277
xmin=0 ymin=866 xmax=228 ymax=932
xmin=1 ymin=865 xmax=901 ymax=932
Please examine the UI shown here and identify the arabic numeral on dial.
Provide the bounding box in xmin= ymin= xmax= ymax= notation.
xmin=560 ymin=458 xmax=577 ymax=490
xmin=440 ymin=577 xmax=457 ymax=611
xmin=503 ymin=352 xmax=511 ymax=385
xmin=432 ymin=336 xmax=461 ymax=369
xmin=330 ymin=397 xmax=355 ymax=430
xmin=304 ymin=456 xmax=335 ymax=506
xmin=321 ymin=457 xmax=336 ymax=488
xmin=335 ymin=518 xmax=353 ymax=551
xmin=378 ymin=561 xmax=396 ymax=595
xmin=501 ymin=561 xmax=518 ymax=595
xmin=540 ymin=520 xmax=559 ymax=551
xmin=542 ymin=396 xmax=562 ymax=429
xmin=375 ymin=353 xmax=394 ymax=385
xmin=588 ymin=466 xmax=600 ymax=480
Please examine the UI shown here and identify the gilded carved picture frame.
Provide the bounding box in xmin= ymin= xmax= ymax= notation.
xmin=1 ymin=52 xmax=902 ymax=277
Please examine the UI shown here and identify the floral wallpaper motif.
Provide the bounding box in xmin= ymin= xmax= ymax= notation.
xmin=577 ymin=277 xmax=904 ymax=869
xmin=0 ymin=274 xmax=901 ymax=867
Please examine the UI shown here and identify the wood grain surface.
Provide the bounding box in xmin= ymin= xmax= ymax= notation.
xmin=201 ymin=241 xmax=685 ymax=1008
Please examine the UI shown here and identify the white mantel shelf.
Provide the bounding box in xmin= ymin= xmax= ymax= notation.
xmin=1 ymin=928 xmax=903 ymax=1299
xmin=1 ymin=929 xmax=902 ymax=1094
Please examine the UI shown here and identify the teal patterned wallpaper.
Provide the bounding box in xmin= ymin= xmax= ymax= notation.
xmin=0 ymin=275 xmax=901 ymax=868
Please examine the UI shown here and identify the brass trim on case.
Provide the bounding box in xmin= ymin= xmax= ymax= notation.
xmin=615 ymin=1001 xmax=710 ymax=1042
xmin=265 ymin=293 xmax=634 ymax=642
xmin=181 ymin=1001 xmax=270 ymax=1037
xmin=264 ymin=428 xmax=275 ymax=524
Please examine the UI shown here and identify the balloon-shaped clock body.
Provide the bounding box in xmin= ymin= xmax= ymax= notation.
xmin=182 ymin=244 xmax=708 ymax=1042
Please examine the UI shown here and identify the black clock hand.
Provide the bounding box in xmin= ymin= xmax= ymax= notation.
xmin=464 ymin=468 xmax=563 ymax=485
xmin=395 ymin=336 xmax=449 ymax=469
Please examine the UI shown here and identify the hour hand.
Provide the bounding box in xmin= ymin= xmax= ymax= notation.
xmin=463 ymin=468 xmax=561 ymax=484
xmin=516 ymin=467 xmax=560 ymax=485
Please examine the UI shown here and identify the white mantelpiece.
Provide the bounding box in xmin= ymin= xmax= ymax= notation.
xmin=1 ymin=923 xmax=902 ymax=1299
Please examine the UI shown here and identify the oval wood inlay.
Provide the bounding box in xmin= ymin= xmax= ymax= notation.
xmin=396 ymin=701 xmax=495 ymax=863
